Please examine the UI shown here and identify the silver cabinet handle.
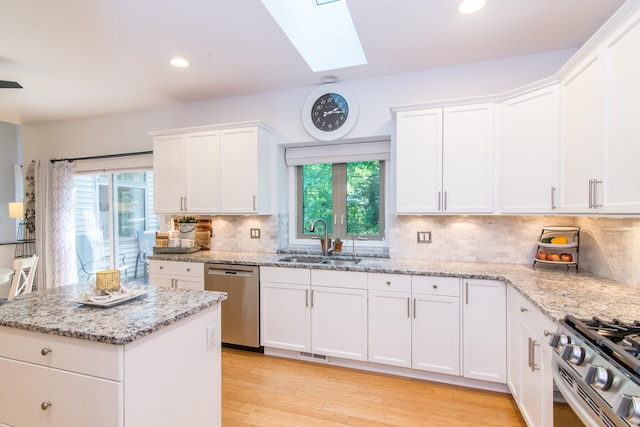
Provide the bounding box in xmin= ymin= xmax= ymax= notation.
xmin=186 ymin=268 xmax=191 ymax=272
xmin=465 ymin=282 xmax=469 ymax=304
xmin=333 ymin=214 xmax=337 ymax=225
xmin=386 ymin=281 xmax=391 ymax=286
xmin=41 ymin=401 xmax=53 ymax=410
xmin=438 ymin=191 xmax=441 ymax=211
xmin=310 ymin=290 xmax=314 ymax=308
xmin=594 ymin=179 xmax=602 ymax=208
xmin=407 ymin=297 xmax=411 ymax=318
xmin=544 ymin=330 xmax=552 ymax=337
xmin=520 ymin=306 xmax=527 ymax=312
xmin=444 ymin=191 xmax=448 ymax=211
xmin=527 ymin=337 xmax=532 ymax=368
xmin=531 ymin=339 xmax=540 ymax=372
xmin=413 ymin=298 xmax=416 ymax=319
xmin=432 ymin=284 xmax=438 ymax=289
xmin=588 ymin=179 xmax=594 ymax=209
xmin=159 ymin=265 xmax=164 ymax=270
xmin=253 ymin=195 xmax=257 ymax=211
xmin=551 ymin=186 xmax=556 ymax=210
xmin=340 ymin=214 xmax=344 ymax=226
xmin=305 ymin=289 xmax=309 ymax=307
xmin=41 ymin=347 xmax=52 ymax=356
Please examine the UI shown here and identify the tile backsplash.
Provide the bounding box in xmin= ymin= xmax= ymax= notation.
xmin=198 ymin=213 xmax=640 ymax=289
xmin=389 ymin=215 xmax=640 ymax=289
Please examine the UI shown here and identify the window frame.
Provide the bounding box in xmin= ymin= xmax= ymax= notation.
xmin=292 ymin=160 xmax=387 ymax=245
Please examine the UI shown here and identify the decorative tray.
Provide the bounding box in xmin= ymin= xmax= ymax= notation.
xmin=153 ymin=246 xmax=201 ymax=254
xmin=70 ymin=287 xmax=149 ymax=308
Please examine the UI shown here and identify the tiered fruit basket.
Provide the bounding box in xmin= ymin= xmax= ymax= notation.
xmin=533 ymin=226 xmax=580 ymax=272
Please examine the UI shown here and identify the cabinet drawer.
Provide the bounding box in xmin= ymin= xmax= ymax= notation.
xmin=0 ymin=327 xmax=123 ymax=381
xmin=149 ymin=260 xmax=203 ymax=278
xmin=260 ymin=266 xmax=310 ymax=285
xmin=368 ymin=273 xmax=411 ymax=292
xmin=412 ymin=276 xmax=460 ymax=297
xmin=0 ymin=357 xmax=123 ymax=427
xmin=508 ymin=287 xmax=556 ymax=339
xmin=311 ymin=269 xmax=368 ymax=289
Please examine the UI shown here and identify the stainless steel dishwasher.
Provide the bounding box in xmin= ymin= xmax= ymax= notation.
xmin=205 ymin=264 xmax=261 ymax=350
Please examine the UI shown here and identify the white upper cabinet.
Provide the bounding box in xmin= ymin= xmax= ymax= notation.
xmin=500 ymin=85 xmax=560 ymax=213
xmin=395 ymin=103 xmax=495 ymax=214
xmin=152 ymin=122 xmax=273 ymax=215
xmin=559 ymin=52 xmax=606 ymax=214
xmin=153 ymin=131 xmax=220 ymax=214
xmin=602 ymin=16 xmax=640 ymax=213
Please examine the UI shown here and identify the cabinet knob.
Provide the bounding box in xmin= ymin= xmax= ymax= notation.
xmin=40 ymin=347 xmax=52 ymax=356
xmin=41 ymin=401 xmax=53 ymax=410
xmin=544 ymin=330 xmax=552 ymax=337
xmin=187 ymin=268 xmax=191 ymax=272
xmin=159 ymin=266 xmax=164 ymax=270
xmin=432 ymin=284 xmax=438 ymax=289
xmin=386 ymin=281 xmax=391 ymax=286
xmin=520 ymin=306 xmax=527 ymax=312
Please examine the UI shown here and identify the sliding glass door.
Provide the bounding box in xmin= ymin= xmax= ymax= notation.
xmin=75 ymin=171 xmax=157 ymax=283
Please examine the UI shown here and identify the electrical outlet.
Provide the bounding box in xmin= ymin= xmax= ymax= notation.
xmin=417 ymin=231 xmax=432 ymax=243
xmin=207 ymin=324 xmax=217 ymax=349
xmin=250 ymin=228 xmax=261 ymax=239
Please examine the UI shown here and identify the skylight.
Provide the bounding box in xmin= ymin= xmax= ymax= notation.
xmin=261 ymin=0 xmax=367 ymax=72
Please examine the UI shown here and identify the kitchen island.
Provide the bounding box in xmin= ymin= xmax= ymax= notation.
xmin=0 ymin=285 xmax=227 ymax=427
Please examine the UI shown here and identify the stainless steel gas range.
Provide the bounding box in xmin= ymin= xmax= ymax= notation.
xmin=550 ymin=316 xmax=640 ymax=427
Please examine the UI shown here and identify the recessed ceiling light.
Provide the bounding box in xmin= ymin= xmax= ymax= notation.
xmin=169 ymin=57 xmax=190 ymax=68
xmin=458 ymin=0 xmax=486 ymax=15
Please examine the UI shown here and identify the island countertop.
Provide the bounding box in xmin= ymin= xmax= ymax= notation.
xmin=0 ymin=285 xmax=227 ymax=345
xmin=150 ymin=250 xmax=640 ymax=323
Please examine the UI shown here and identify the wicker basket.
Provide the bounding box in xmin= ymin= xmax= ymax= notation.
xmin=96 ymin=269 xmax=121 ymax=291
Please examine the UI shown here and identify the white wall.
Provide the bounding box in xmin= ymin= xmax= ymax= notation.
xmin=22 ymin=49 xmax=574 ymax=162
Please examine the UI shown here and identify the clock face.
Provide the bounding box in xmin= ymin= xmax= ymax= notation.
xmin=311 ymin=92 xmax=349 ymax=132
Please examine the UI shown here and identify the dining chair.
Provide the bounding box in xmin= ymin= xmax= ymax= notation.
xmin=0 ymin=255 xmax=39 ymax=305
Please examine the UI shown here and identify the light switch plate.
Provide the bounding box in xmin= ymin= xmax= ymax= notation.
xmin=417 ymin=231 xmax=432 ymax=243
xmin=250 ymin=228 xmax=261 ymax=239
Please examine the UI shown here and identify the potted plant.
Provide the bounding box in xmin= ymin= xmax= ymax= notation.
xmin=334 ymin=237 xmax=343 ymax=252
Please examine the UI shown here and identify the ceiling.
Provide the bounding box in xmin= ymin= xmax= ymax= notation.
xmin=0 ymin=0 xmax=626 ymax=125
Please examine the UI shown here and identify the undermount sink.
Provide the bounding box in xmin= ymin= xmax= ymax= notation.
xmin=278 ymin=256 xmax=361 ymax=266
xmin=320 ymin=259 xmax=361 ymax=266
xmin=278 ymin=256 xmax=324 ymax=264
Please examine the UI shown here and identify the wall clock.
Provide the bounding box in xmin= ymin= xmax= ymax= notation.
xmin=302 ymin=83 xmax=359 ymax=141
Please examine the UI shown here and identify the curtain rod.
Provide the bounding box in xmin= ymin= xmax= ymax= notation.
xmin=50 ymin=150 xmax=153 ymax=163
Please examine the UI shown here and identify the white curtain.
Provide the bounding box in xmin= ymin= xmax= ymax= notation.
xmin=36 ymin=160 xmax=78 ymax=288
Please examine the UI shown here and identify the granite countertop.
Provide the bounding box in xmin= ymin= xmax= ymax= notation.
xmin=0 ymin=285 xmax=227 ymax=345
xmin=150 ymin=250 xmax=640 ymax=323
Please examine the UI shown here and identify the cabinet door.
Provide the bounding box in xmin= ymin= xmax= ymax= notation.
xmin=260 ymin=282 xmax=311 ymax=352
xmin=220 ymin=128 xmax=259 ymax=213
xmin=395 ymin=108 xmax=443 ymax=213
xmin=501 ymin=86 xmax=560 ymax=213
xmin=0 ymin=358 xmax=122 ymax=427
xmin=443 ymin=103 xmax=495 ymax=213
xmin=177 ymin=277 xmax=204 ymax=291
xmin=559 ymin=53 xmax=606 ymax=213
xmin=462 ymin=279 xmax=506 ymax=383
xmin=311 ymin=286 xmax=368 ymax=361
xmin=185 ymin=131 xmax=220 ymax=213
xmin=412 ymin=293 xmax=460 ymax=375
xmin=149 ymin=273 xmax=174 ymax=288
xmin=153 ymin=134 xmax=186 ymax=213
xmin=604 ymin=19 xmax=640 ymax=213
xmin=368 ymin=289 xmax=412 ymax=368
xmin=518 ymin=320 xmax=548 ymax=427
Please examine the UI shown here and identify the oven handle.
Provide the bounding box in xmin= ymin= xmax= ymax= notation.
xmin=551 ymin=359 xmax=602 ymax=427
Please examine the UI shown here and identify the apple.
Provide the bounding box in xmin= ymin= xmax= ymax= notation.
xmin=560 ymin=253 xmax=573 ymax=262
xmin=536 ymin=251 xmax=548 ymax=260
xmin=547 ymin=253 xmax=561 ymax=262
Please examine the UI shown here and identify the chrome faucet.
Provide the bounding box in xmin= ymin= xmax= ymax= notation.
xmin=310 ymin=218 xmax=333 ymax=256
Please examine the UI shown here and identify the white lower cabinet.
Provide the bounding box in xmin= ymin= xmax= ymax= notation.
xmin=149 ymin=260 xmax=204 ymax=290
xmin=507 ymin=286 xmax=556 ymax=427
xmin=260 ymin=267 xmax=311 ymax=352
xmin=368 ymin=273 xmax=412 ymax=367
xmin=260 ymin=267 xmax=368 ymax=362
xmin=412 ymin=276 xmax=461 ymax=375
xmin=462 ymin=279 xmax=507 ymax=383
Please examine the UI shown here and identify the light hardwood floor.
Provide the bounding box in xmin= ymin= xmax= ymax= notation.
xmin=221 ymin=348 xmax=583 ymax=426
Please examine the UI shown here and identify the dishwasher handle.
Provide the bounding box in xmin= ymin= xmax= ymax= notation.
xmin=207 ymin=268 xmax=254 ymax=278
